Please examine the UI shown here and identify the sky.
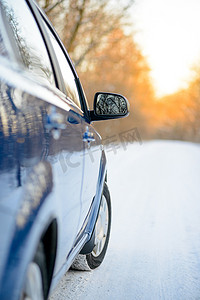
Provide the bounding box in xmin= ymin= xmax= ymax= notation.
xmin=131 ymin=0 xmax=200 ymax=97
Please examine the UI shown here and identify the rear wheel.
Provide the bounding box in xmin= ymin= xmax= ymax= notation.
xmin=71 ymin=183 xmax=111 ymax=270
xmin=21 ymin=243 xmax=47 ymax=300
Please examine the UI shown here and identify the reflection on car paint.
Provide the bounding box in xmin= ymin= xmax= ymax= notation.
xmin=16 ymin=161 xmax=52 ymax=228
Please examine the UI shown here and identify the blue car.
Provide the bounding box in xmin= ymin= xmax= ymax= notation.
xmin=0 ymin=0 xmax=129 ymax=299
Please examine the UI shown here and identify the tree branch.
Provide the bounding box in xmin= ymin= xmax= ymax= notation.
xmin=67 ymin=0 xmax=87 ymax=52
xmin=43 ymin=0 xmax=64 ymax=14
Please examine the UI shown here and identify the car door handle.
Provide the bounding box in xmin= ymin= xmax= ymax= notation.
xmin=83 ymin=127 xmax=95 ymax=142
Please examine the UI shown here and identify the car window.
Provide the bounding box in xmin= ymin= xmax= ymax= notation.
xmin=1 ymin=0 xmax=55 ymax=86
xmin=42 ymin=21 xmax=82 ymax=109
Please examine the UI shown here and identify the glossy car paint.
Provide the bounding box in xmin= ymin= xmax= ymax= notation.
xmin=0 ymin=5 xmax=106 ymax=300
xmin=0 ymin=0 xmax=113 ymax=299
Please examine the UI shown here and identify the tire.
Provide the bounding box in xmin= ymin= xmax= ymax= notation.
xmin=21 ymin=243 xmax=48 ymax=300
xmin=71 ymin=183 xmax=111 ymax=270
xmin=86 ymin=182 xmax=111 ymax=269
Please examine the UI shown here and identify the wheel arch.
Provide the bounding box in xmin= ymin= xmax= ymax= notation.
xmin=41 ymin=218 xmax=58 ymax=298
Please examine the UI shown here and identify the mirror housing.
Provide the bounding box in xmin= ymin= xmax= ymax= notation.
xmin=90 ymin=92 xmax=130 ymax=121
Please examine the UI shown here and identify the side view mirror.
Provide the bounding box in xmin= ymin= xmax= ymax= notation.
xmin=90 ymin=92 xmax=130 ymax=121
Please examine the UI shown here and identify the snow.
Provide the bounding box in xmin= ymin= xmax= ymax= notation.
xmin=49 ymin=140 xmax=200 ymax=300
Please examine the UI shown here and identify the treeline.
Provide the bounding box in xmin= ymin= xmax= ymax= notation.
xmin=148 ymin=76 xmax=200 ymax=142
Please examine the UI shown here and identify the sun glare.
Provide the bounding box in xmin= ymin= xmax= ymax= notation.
xmin=132 ymin=0 xmax=200 ymax=98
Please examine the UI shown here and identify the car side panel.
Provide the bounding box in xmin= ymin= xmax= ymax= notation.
xmin=0 ymin=61 xmax=84 ymax=298
xmin=48 ymin=106 xmax=85 ymax=274
xmin=0 ymin=72 xmax=56 ymax=299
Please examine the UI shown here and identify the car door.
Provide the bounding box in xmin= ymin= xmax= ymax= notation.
xmin=38 ymin=13 xmax=103 ymax=232
xmin=1 ymin=0 xmax=84 ymax=274
xmin=38 ymin=17 xmax=88 ymax=253
xmin=46 ymin=101 xmax=84 ymax=273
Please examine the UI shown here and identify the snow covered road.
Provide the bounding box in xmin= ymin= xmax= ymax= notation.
xmin=50 ymin=140 xmax=200 ymax=300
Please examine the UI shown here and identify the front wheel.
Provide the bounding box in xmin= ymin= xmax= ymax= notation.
xmin=86 ymin=183 xmax=111 ymax=269
xmin=71 ymin=183 xmax=111 ymax=271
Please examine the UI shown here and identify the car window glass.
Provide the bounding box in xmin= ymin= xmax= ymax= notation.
xmin=43 ymin=21 xmax=81 ymax=109
xmin=1 ymin=0 xmax=55 ymax=86
xmin=0 ymin=31 xmax=8 ymax=58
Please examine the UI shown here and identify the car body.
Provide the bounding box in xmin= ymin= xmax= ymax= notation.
xmin=0 ymin=0 xmax=129 ymax=299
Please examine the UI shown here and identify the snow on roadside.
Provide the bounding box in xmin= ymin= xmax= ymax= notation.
xmin=50 ymin=140 xmax=200 ymax=300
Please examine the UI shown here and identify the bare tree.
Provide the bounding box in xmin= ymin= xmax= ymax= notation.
xmin=37 ymin=0 xmax=134 ymax=67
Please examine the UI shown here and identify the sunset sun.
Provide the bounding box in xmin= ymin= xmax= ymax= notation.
xmin=132 ymin=0 xmax=200 ymax=97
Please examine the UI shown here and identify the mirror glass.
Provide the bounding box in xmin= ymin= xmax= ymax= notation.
xmin=95 ymin=93 xmax=128 ymax=116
